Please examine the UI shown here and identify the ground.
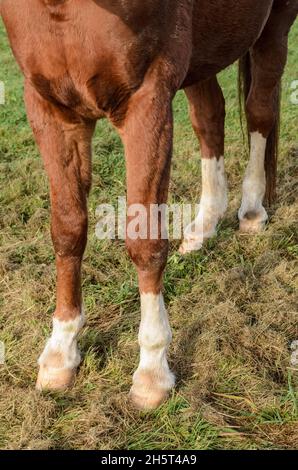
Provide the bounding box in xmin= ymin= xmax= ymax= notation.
xmin=0 ymin=20 xmax=297 ymax=450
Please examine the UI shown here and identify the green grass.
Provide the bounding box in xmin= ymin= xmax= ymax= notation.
xmin=0 ymin=20 xmax=297 ymax=450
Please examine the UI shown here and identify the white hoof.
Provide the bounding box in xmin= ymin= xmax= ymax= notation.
xmin=130 ymin=369 xmax=175 ymax=410
xmin=36 ymin=364 xmax=77 ymax=391
xmin=179 ymin=236 xmax=204 ymax=254
xmin=239 ymin=208 xmax=268 ymax=234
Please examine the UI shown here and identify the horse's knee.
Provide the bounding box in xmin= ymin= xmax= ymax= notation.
xmin=126 ymin=238 xmax=168 ymax=290
xmin=51 ymin=210 xmax=88 ymax=257
xmin=126 ymin=238 xmax=168 ymax=270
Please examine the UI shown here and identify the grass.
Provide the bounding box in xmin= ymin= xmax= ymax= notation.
xmin=0 ymin=19 xmax=297 ymax=450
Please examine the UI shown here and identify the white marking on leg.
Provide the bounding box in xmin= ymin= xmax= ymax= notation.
xmin=239 ymin=131 xmax=268 ymax=232
xmin=39 ymin=312 xmax=85 ymax=369
xmin=131 ymin=293 xmax=175 ymax=409
xmin=37 ymin=310 xmax=85 ymax=390
xmin=217 ymin=156 xmax=228 ymax=217
xmin=180 ymin=156 xmax=228 ymax=253
xmin=138 ymin=293 xmax=172 ymax=375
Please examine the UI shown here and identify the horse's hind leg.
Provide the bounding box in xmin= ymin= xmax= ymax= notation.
xmin=24 ymin=83 xmax=95 ymax=391
xmin=180 ymin=77 xmax=227 ymax=254
xmin=239 ymin=2 xmax=297 ymax=232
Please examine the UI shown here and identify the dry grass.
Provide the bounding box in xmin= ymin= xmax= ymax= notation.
xmin=0 ymin=21 xmax=297 ymax=450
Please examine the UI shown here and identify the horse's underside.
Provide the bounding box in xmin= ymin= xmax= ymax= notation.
xmin=1 ymin=0 xmax=297 ymax=409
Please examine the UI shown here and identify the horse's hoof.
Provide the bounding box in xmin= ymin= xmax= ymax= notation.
xmin=36 ymin=365 xmax=76 ymax=392
xmin=179 ymin=237 xmax=203 ymax=254
xmin=239 ymin=214 xmax=267 ymax=234
xmin=129 ymin=386 xmax=169 ymax=411
xmin=129 ymin=369 xmax=174 ymax=410
xmin=238 ymin=207 xmax=268 ymax=234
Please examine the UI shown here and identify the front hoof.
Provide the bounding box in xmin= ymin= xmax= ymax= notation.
xmin=129 ymin=387 xmax=170 ymax=410
xmin=129 ymin=370 xmax=175 ymax=411
xmin=36 ymin=365 xmax=77 ymax=392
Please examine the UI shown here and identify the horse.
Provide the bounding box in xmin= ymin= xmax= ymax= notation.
xmin=1 ymin=0 xmax=297 ymax=410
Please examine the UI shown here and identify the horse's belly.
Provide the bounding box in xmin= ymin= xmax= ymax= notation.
xmin=185 ymin=0 xmax=274 ymax=85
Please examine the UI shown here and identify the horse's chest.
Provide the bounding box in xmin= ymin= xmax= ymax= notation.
xmin=25 ymin=25 xmax=143 ymax=122
xmin=29 ymin=55 xmax=132 ymax=122
xmin=4 ymin=3 xmax=154 ymax=120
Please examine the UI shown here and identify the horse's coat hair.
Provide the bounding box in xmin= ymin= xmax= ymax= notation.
xmin=1 ymin=0 xmax=297 ymax=409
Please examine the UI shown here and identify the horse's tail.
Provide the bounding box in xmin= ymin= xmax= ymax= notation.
xmin=238 ymin=52 xmax=281 ymax=205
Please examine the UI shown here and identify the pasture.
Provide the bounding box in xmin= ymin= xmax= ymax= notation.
xmin=0 ymin=20 xmax=297 ymax=450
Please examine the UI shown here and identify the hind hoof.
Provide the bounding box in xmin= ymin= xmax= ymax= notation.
xmin=179 ymin=237 xmax=203 ymax=254
xmin=239 ymin=210 xmax=268 ymax=233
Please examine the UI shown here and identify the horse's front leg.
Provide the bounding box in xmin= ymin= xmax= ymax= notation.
xmin=119 ymin=84 xmax=175 ymax=410
xmin=24 ymin=83 xmax=95 ymax=391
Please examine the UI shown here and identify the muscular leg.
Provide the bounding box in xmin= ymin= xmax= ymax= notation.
xmin=118 ymin=82 xmax=175 ymax=410
xmin=180 ymin=77 xmax=228 ymax=254
xmin=239 ymin=1 xmax=297 ymax=232
xmin=24 ymin=83 xmax=95 ymax=390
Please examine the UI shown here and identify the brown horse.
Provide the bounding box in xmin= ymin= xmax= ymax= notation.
xmin=1 ymin=0 xmax=297 ymax=410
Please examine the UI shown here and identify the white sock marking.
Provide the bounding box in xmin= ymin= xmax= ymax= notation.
xmin=134 ymin=293 xmax=174 ymax=390
xmin=181 ymin=156 xmax=228 ymax=251
xmin=239 ymin=131 xmax=268 ymax=224
xmin=38 ymin=311 xmax=85 ymax=370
